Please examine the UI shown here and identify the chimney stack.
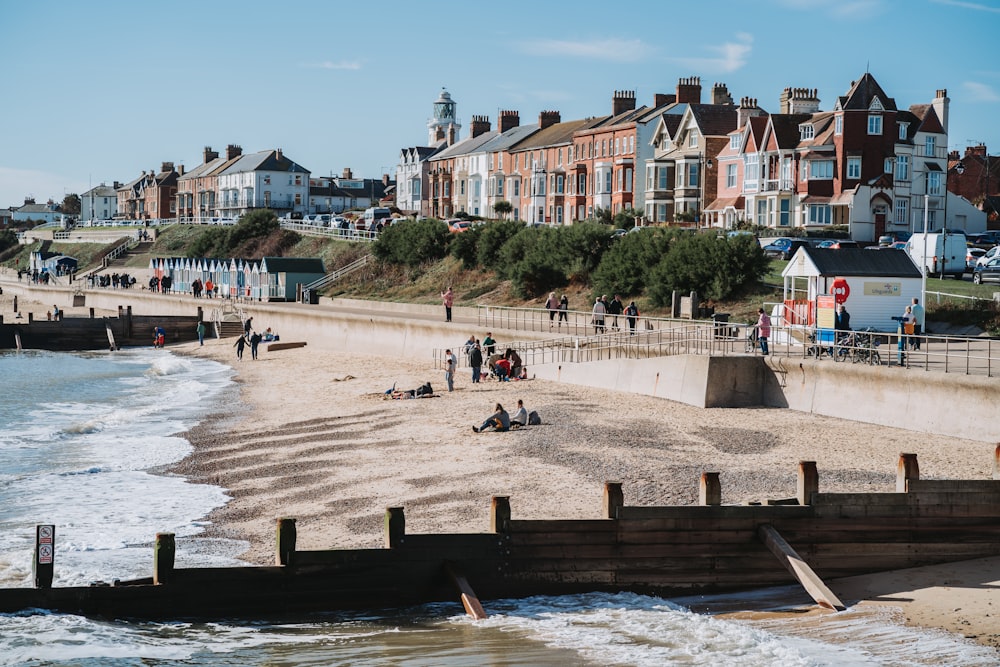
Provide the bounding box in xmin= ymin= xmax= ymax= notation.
xmin=177 ymin=164 xmax=185 ymax=176
xmin=965 ymin=144 xmax=987 ymax=158
xmin=539 ymin=110 xmax=561 ymax=129
xmin=225 ymin=144 xmax=242 ymax=160
xmin=711 ymin=82 xmax=733 ymax=105
xmin=738 ymin=97 xmax=762 ymax=129
xmin=470 ymin=114 xmax=492 ymax=138
xmin=612 ymin=90 xmax=637 ymax=116
xmin=203 ymin=146 xmax=219 ymax=163
xmin=161 ymin=162 xmax=173 ymax=173
xmin=780 ymin=87 xmax=820 ymax=114
xmin=342 ymin=168 xmax=353 ymax=179
xmin=275 ymin=148 xmax=283 ymax=162
xmin=113 ymin=181 xmax=121 ymax=189
xmin=499 ymin=109 xmax=520 ymax=133
xmin=676 ymin=76 xmax=702 ymax=104
xmin=933 ymin=88 xmax=949 ymax=134
xmin=654 ymin=93 xmax=676 ymax=107
xmin=448 ymin=126 xmax=456 ymax=145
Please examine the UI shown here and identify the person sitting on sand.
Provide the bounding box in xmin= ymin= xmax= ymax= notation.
xmin=510 ymin=399 xmax=528 ymax=429
xmin=473 ymin=403 xmax=510 ymax=433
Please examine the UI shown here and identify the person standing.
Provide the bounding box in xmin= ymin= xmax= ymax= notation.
xmin=756 ymin=307 xmax=771 ymax=356
xmin=483 ymin=332 xmax=496 ymax=357
xmin=910 ymin=297 xmax=925 ymax=350
xmin=52 ymin=304 xmax=60 ymax=320
xmin=592 ymin=297 xmax=606 ymax=334
xmin=608 ymin=294 xmax=624 ymax=331
xmin=244 ymin=317 xmax=253 ymax=337
xmin=196 ymin=321 xmax=206 ymax=346
xmin=444 ymin=348 xmax=456 ymax=392
xmin=441 ymin=286 xmax=454 ymax=322
xmin=625 ymin=300 xmax=639 ymax=335
xmin=470 ymin=342 xmax=483 ymax=384
xmin=899 ymin=305 xmax=915 ymax=364
xmin=545 ymin=292 xmax=560 ymax=329
xmin=249 ymin=330 xmax=262 ymax=360
xmin=234 ymin=334 xmax=246 ymax=361
xmin=558 ymin=294 xmax=569 ymax=329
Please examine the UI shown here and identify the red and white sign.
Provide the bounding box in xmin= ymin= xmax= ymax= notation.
xmin=831 ymin=278 xmax=850 ymax=304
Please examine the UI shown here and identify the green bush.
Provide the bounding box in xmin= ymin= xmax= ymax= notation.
xmin=372 ymin=218 xmax=450 ymax=266
xmin=450 ymin=225 xmax=484 ymax=269
xmin=477 ymin=219 xmax=524 ymax=269
xmin=648 ymin=233 xmax=769 ymax=305
xmin=592 ymin=227 xmax=679 ymax=296
xmin=559 ymin=221 xmax=616 ymax=280
xmin=497 ymin=227 xmax=567 ymax=297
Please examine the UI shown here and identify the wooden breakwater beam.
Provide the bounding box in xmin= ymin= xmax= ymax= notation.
xmin=757 ymin=524 xmax=845 ymax=611
xmin=445 ymin=562 xmax=488 ymax=620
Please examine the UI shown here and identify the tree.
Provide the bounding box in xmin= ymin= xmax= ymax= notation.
xmin=493 ymin=200 xmax=512 ymax=219
xmin=61 ymin=194 xmax=81 ymax=215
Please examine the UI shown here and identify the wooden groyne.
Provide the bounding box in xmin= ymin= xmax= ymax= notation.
xmin=0 ymin=306 xmax=204 ymax=350
xmin=2 ymin=453 xmax=999 ymax=620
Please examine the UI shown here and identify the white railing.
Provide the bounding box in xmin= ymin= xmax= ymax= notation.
xmin=303 ymin=255 xmax=371 ymax=292
xmin=279 ymin=220 xmax=379 ymax=242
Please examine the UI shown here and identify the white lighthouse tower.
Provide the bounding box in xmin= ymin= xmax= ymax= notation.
xmin=427 ymin=87 xmax=461 ymax=146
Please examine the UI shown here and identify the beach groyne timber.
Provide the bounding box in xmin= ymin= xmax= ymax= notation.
xmin=2 ymin=454 xmax=999 ymax=620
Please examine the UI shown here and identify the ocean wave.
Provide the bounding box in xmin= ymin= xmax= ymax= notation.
xmin=59 ymin=467 xmax=108 ymax=476
xmin=60 ymin=420 xmax=103 ymax=435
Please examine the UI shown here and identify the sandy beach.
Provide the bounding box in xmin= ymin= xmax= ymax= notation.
xmin=166 ymin=334 xmax=1000 ymax=650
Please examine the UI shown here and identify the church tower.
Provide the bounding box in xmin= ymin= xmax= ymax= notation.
xmin=427 ymin=88 xmax=461 ymax=146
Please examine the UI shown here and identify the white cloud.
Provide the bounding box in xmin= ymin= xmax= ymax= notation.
xmin=672 ymin=33 xmax=753 ymax=74
xmin=963 ymin=81 xmax=1000 ymax=102
xmin=517 ymin=38 xmax=654 ymax=64
xmin=931 ymin=0 xmax=1000 ymax=13
xmin=301 ymin=60 xmax=362 ymax=70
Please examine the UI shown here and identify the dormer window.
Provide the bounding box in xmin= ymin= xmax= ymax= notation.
xmin=869 ymin=97 xmax=884 ymax=112
xmin=868 ymin=114 xmax=883 ymax=135
xmin=730 ymin=134 xmax=739 ymax=150
xmin=800 ymin=124 xmax=815 ymax=140
xmin=898 ymin=122 xmax=908 ymax=140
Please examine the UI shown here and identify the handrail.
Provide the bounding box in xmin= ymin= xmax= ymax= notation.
xmin=303 ymin=254 xmax=370 ymax=292
xmin=280 ymin=221 xmax=379 ymax=243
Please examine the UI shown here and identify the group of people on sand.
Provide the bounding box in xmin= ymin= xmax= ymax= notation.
xmin=473 ymin=399 xmax=537 ymax=433
xmin=444 ymin=334 xmax=528 ymax=392
xmin=231 ymin=317 xmax=277 ymax=360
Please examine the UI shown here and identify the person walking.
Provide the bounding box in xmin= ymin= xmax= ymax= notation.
xmin=625 ymin=300 xmax=639 ymax=335
xmin=558 ymin=294 xmax=569 ymax=329
xmin=755 ymin=307 xmax=771 ymax=356
xmin=196 ymin=321 xmax=206 ymax=346
xmin=249 ymin=330 xmax=262 ymax=360
xmin=545 ymin=292 xmax=560 ymax=329
xmin=608 ymin=294 xmax=624 ymax=331
xmin=470 ymin=342 xmax=483 ymax=384
xmin=898 ymin=305 xmax=915 ymax=364
xmin=592 ymin=297 xmax=606 ymax=334
xmin=234 ymin=334 xmax=247 ymax=361
xmin=910 ymin=297 xmax=925 ymax=350
xmin=444 ymin=348 xmax=456 ymax=392
xmin=244 ymin=317 xmax=253 ymax=337
xmin=441 ymin=286 xmax=454 ymax=322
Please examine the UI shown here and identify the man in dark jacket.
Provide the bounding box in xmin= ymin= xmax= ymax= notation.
xmin=607 ymin=294 xmax=624 ymax=330
xmin=470 ymin=342 xmax=483 ymax=383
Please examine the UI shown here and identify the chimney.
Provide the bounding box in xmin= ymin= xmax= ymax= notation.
xmin=436 ymin=127 xmax=445 ymax=141
xmin=382 ymin=173 xmax=390 ymax=186
xmin=654 ymin=93 xmax=676 ymax=107
xmin=342 ymin=168 xmax=353 ymax=179
xmin=113 ymin=181 xmax=121 ymax=189
xmin=24 ymin=197 xmax=34 ymax=205
xmin=225 ymin=144 xmax=242 ymax=160
xmin=612 ymin=90 xmax=637 ymax=116
xmin=499 ymin=109 xmax=520 ymax=133
xmin=965 ymin=144 xmax=987 ymax=158
xmin=738 ymin=97 xmax=761 ymax=129
xmin=177 ymin=164 xmax=185 ymax=176
xmin=711 ymin=82 xmax=733 ymax=105
xmin=676 ymin=76 xmax=702 ymax=104
xmin=203 ymin=146 xmax=219 ymax=163
xmin=781 ymin=87 xmax=820 ymax=114
xmin=448 ymin=126 xmax=456 ymax=145
xmin=470 ymin=114 xmax=492 ymax=138
xmin=275 ymin=148 xmax=283 ymax=162
xmin=932 ymin=89 xmax=949 ymax=134
xmin=538 ymin=110 xmax=561 ymax=129
xmin=161 ymin=162 xmax=173 ymax=173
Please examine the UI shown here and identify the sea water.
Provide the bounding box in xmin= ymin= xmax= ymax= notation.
xmin=0 ymin=350 xmax=996 ymax=666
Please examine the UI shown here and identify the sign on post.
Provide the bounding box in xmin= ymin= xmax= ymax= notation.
xmin=34 ymin=524 xmax=55 ymax=589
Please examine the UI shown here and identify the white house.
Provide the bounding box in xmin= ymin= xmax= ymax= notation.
xmin=216 ymin=149 xmax=310 ymax=218
xmin=80 ymin=183 xmax=120 ymax=221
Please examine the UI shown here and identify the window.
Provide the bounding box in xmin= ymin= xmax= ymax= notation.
xmin=602 ymin=140 xmax=607 ymax=156
xmin=808 ymin=160 xmax=834 ymax=180
xmin=756 ymin=199 xmax=767 ymax=226
xmin=444 ymin=181 xmax=450 ymax=197
xmin=726 ymin=163 xmax=737 ymax=188
xmin=868 ymin=114 xmax=882 ymax=135
xmin=615 ymin=138 xmax=620 ymax=155
xmin=629 ymin=136 xmax=634 ymax=153
xmin=688 ymin=133 xmax=698 ymax=148
xmin=556 ymin=175 xmax=564 ymax=194
xmin=688 ymin=163 xmax=699 ymax=188
xmin=847 ymin=157 xmax=861 ymax=180
xmin=744 ymin=154 xmax=759 ymax=190
xmin=558 ymin=148 xmax=563 ymax=166
xmin=809 ymin=204 xmax=832 ymax=225
xmin=497 ymin=177 xmax=504 ymax=196
xmin=895 ymin=198 xmax=908 ymax=224
xmin=578 ymin=174 xmax=586 ymax=195
xmin=779 ymin=199 xmax=790 ymax=226
xmin=616 ymin=168 xmax=623 ymax=192
xmin=898 ymin=123 xmax=908 ymax=140
xmin=730 ymin=134 xmax=740 ymax=150
xmin=556 ymin=205 xmax=563 ymax=224
xmin=835 ymin=115 xmax=842 ymax=135
xmin=928 ymin=171 xmax=942 ymax=195
xmin=657 ymin=166 xmax=668 ymax=190
xmin=884 ymin=158 xmax=894 ymax=174
xmin=460 ymin=180 xmax=465 ymax=196
xmin=604 ymin=170 xmax=612 ymax=193
xmin=263 ymin=174 xmax=270 ymax=185
xmin=895 ymin=155 xmax=909 ymax=181
xmin=513 ymin=179 xmax=520 ymax=197
xmin=800 ymin=125 xmax=814 ymax=140
xmin=473 ymin=180 xmax=481 ymax=197
xmin=625 ymin=168 xmax=632 ymax=193
xmin=924 ymin=135 xmax=936 ymax=157
xmin=498 ymin=153 xmax=503 ymax=169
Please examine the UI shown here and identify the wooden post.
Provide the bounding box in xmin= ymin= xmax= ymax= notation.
xmin=491 ymin=496 xmax=511 ymax=534
xmin=797 ymin=461 xmax=819 ymax=506
xmin=384 ymin=507 xmax=405 ymax=548
xmin=994 ymin=444 xmax=1000 ymax=481
xmin=603 ymin=482 xmax=624 ymax=519
xmin=153 ymin=532 xmax=175 ymax=585
xmin=125 ymin=306 xmax=132 ymax=338
xmin=758 ymin=524 xmax=845 ymax=611
xmin=89 ymin=307 xmax=95 ymax=319
xmin=897 ymin=453 xmax=919 ymax=492
xmin=33 ymin=524 xmax=55 ymax=589
xmin=28 ymin=313 xmax=33 ymax=323
xmin=197 ymin=306 xmax=203 ymax=322
xmin=275 ymin=517 xmax=297 ymax=566
xmin=445 ymin=562 xmax=488 ymax=620
xmin=700 ymin=472 xmax=721 ymax=506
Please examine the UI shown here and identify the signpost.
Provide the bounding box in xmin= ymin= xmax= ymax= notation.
xmin=34 ymin=524 xmax=55 ymax=589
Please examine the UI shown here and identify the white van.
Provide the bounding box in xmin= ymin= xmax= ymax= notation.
xmin=906 ymin=231 xmax=967 ymax=279
xmin=362 ymin=207 xmax=392 ymax=227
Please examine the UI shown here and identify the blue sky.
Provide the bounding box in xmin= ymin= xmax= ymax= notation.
xmin=1 ymin=0 xmax=997 ymax=210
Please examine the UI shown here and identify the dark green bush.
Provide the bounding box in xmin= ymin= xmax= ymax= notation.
xmin=477 ymin=220 xmax=524 ymax=269
xmin=648 ymin=232 xmax=769 ymax=305
xmin=450 ymin=225 xmax=484 ymax=269
xmin=372 ymin=218 xmax=450 ymax=266
xmin=592 ymin=227 xmax=679 ymax=296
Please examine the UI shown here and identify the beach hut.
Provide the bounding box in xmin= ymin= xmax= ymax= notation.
xmin=259 ymin=257 xmax=326 ymax=301
xmin=780 ymin=247 xmax=922 ymax=331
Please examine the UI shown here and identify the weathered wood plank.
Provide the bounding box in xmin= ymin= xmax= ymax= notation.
xmin=618 ymin=506 xmax=811 ymax=521
xmin=905 ymin=480 xmax=1000 ymax=493
xmin=445 ymin=562 xmax=487 ymax=620
xmin=757 ymin=524 xmax=845 ymax=611
xmin=266 ymin=341 xmax=307 ymax=351
xmin=508 ymin=519 xmax=617 ymax=533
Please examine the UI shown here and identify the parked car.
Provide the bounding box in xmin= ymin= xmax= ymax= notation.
xmin=816 ymin=240 xmax=837 ymax=248
xmin=878 ymin=232 xmax=911 ymax=247
xmin=827 ymin=240 xmax=860 ymax=249
xmin=969 ymin=231 xmax=1000 ymax=248
xmin=972 ymin=257 xmax=1000 ymax=284
xmin=448 ymin=219 xmax=472 ymax=233
xmin=967 ymin=247 xmax=986 ymax=270
xmin=763 ymin=238 xmax=810 ymax=260
xmin=611 ymin=228 xmax=628 ymax=239
xmin=976 ymin=244 xmax=1000 ymax=268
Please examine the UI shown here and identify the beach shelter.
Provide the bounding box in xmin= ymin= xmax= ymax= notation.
xmin=780 ymin=247 xmax=922 ymax=331
xmin=259 ymin=257 xmax=326 ymax=301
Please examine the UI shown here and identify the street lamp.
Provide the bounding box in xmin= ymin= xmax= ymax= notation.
xmin=919 ymin=162 xmax=964 ymax=310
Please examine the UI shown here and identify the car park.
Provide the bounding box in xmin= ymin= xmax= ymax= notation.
xmin=969 ymin=231 xmax=1000 ymax=249
xmin=972 ymin=257 xmax=1000 ymax=284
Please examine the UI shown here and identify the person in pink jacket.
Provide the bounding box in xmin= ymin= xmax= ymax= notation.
xmin=441 ymin=286 xmax=454 ymax=322
xmin=756 ymin=307 xmax=771 ymax=356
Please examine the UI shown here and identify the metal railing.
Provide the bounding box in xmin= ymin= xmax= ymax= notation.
xmin=279 ymin=221 xmax=379 ymax=242
xmin=303 ymin=255 xmax=371 ymax=292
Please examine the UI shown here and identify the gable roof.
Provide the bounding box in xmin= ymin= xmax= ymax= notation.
xmin=430 ymin=129 xmax=499 ymax=160
xmin=220 ymin=150 xmax=310 ymax=176
xmin=791 ymin=247 xmax=921 ymax=278
xmin=510 ymin=117 xmax=608 ymax=152
xmin=478 ymin=123 xmax=541 ymax=153
xmin=688 ymin=104 xmax=738 ymax=138
xmin=837 ymin=73 xmax=897 ymax=111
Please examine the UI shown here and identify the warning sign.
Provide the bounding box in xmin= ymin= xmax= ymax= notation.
xmin=38 ymin=544 xmax=53 ymax=564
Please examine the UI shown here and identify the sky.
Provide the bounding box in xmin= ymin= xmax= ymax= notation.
xmin=1 ymin=0 xmax=998 ymax=210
